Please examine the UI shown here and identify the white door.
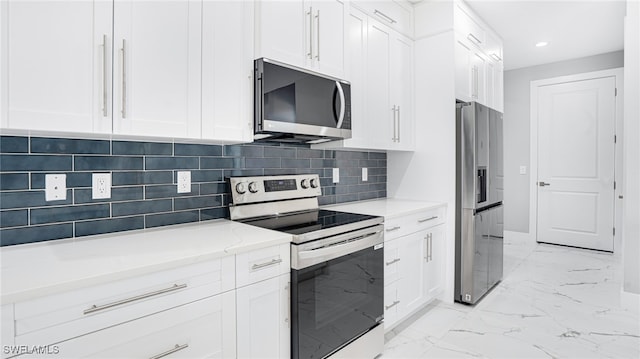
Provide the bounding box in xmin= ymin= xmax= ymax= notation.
xmin=113 ymin=0 xmax=202 ymax=138
xmin=536 ymin=76 xmax=616 ymax=251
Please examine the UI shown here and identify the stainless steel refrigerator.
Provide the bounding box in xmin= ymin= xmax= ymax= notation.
xmin=455 ymin=102 xmax=504 ymax=305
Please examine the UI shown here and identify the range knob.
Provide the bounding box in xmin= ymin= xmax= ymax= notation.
xmin=310 ymin=178 xmax=318 ymax=188
xmin=248 ymin=182 xmax=259 ymax=193
xmin=301 ymin=179 xmax=310 ymax=189
xmin=235 ymin=182 xmax=247 ymax=194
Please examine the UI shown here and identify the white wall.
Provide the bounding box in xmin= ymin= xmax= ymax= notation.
xmin=503 ymin=51 xmax=624 ymax=233
xmin=623 ymin=0 xmax=640 ymax=298
xmin=387 ymin=31 xmax=457 ymax=303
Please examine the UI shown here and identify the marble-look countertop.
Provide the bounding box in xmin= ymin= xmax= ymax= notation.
xmin=325 ymin=198 xmax=446 ymax=219
xmin=0 ymin=219 xmax=292 ymax=303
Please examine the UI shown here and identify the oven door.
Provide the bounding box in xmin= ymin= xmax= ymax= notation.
xmin=291 ymin=225 xmax=384 ymax=359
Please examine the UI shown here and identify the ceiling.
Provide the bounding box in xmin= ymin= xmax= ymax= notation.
xmin=412 ymin=0 xmax=627 ymax=71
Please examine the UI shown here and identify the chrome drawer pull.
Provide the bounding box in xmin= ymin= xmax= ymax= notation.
xmin=385 ymin=300 xmax=400 ymax=310
xmin=385 ymin=258 xmax=400 ymax=266
xmin=418 ymin=216 xmax=438 ymax=223
xmin=252 ymin=258 xmax=282 ymax=271
xmin=83 ymin=283 xmax=187 ymax=315
xmin=149 ymin=343 xmax=189 ymax=359
xmin=385 ymin=226 xmax=401 ymax=232
xmin=374 ymin=9 xmax=397 ymax=24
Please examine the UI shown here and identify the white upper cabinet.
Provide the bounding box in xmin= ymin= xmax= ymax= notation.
xmin=365 ymin=19 xmax=393 ymax=149
xmin=255 ymin=0 xmax=345 ymax=79
xmin=112 ymin=0 xmax=202 ymax=139
xmin=351 ymin=0 xmax=414 ymax=38
xmin=0 ymin=1 xmax=112 ymax=134
xmin=389 ymin=33 xmax=414 ymax=150
xmin=201 ymin=0 xmax=254 ymax=143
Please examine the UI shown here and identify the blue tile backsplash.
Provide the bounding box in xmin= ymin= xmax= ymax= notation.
xmin=0 ymin=136 xmax=387 ymax=246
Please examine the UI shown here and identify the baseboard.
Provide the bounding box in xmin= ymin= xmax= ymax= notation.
xmin=620 ymin=289 xmax=640 ymax=313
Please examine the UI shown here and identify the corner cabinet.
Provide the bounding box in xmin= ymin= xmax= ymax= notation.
xmin=254 ymin=0 xmax=345 ymax=79
xmin=382 ymin=206 xmax=446 ymax=332
xmin=0 ymin=0 xmax=253 ymax=143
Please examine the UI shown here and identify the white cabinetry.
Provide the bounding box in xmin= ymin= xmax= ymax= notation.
xmin=255 ymin=0 xmax=345 ymax=79
xmin=383 ymin=206 xmax=446 ymax=331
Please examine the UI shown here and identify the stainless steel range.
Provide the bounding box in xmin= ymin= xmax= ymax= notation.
xmin=229 ymin=174 xmax=384 ymax=359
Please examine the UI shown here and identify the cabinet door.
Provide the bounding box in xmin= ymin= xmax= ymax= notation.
xmin=486 ymin=60 xmax=496 ymax=109
xmin=255 ymin=1 xmax=306 ymax=68
xmin=365 ymin=19 xmax=392 ymax=149
xmin=470 ymin=51 xmax=486 ymax=104
xmin=236 ymin=274 xmax=290 ymax=359
xmin=113 ymin=0 xmax=202 ymax=138
xmin=454 ymin=37 xmax=472 ymax=102
xmin=310 ymin=0 xmax=345 ymax=78
xmin=1 ymin=1 xmax=112 ymax=133
xmin=201 ymin=0 xmax=253 ymax=143
xmin=384 ymin=238 xmax=401 ymax=285
xmin=390 ymin=32 xmax=414 ymax=150
xmin=397 ymin=231 xmax=426 ymax=317
xmin=494 ymin=61 xmax=504 ymax=112
xmin=424 ymin=224 xmax=445 ymax=300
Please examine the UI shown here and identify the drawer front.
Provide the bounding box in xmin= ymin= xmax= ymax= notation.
xmin=383 ymin=282 xmax=400 ymax=330
xmin=356 ymin=1 xmax=413 ymax=36
xmin=383 ymin=239 xmax=401 ymax=285
xmin=15 ymin=292 xmax=236 ymax=358
xmin=236 ymin=244 xmax=290 ymax=288
xmin=14 ymin=256 xmax=235 ymax=346
xmin=384 ymin=206 xmax=446 ymax=241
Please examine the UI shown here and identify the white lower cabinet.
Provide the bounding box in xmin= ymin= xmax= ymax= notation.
xmin=236 ymin=274 xmax=290 ymax=359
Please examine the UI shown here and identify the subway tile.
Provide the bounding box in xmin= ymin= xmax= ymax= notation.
xmin=358 ymin=191 xmax=379 ymax=201
xmin=223 ymin=169 xmax=263 ymax=178
xmin=112 ymin=141 xmax=172 ymax=156
xmin=75 ymin=216 xmax=144 ymax=237
xmin=376 ymin=159 xmax=387 ymax=168
xmin=359 ymin=159 xmax=379 ymax=168
xmin=335 ymin=151 xmax=368 ymax=160
xmin=174 ymin=195 xmax=222 ymax=211
xmin=0 ymin=224 xmax=73 ymax=246
xmin=112 ymin=199 xmax=172 ymax=216
xmin=0 ymin=173 xmax=29 ymax=190
xmin=1 ymin=190 xmax=71 ymax=209
xmin=112 ymin=171 xmax=174 ymax=186
xmin=368 ymin=168 xmax=386 ymax=176
xmin=200 ymin=157 xmax=243 ymax=169
xmin=175 ymin=143 xmax=222 ymax=157
xmin=369 ymin=151 xmax=387 ymax=160
xmin=311 ymin=159 xmax=336 ymax=168
xmin=200 ymin=207 xmax=228 ymax=221
xmin=1 ymin=155 xmax=72 ymax=171
xmin=31 ymin=172 xmax=92 ymax=189
xmin=145 ymin=184 xmax=199 ymax=199
xmin=222 ymin=194 xmax=231 ymax=206
xmin=369 ymin=183 xmax=386 ymax=192
xmin=297 ymin=148 xmax=324 ymax=159
xmin=335 ymin=186 xmax=350 ymax=195
xmin=324 ymin=150 xmax=336 ymax=159
xmin=336 ymin=194 xmax=359 ymax=203
xmin=0 ymin=136 xmax=29 ymax=153
xmin=264 ymin=147 xmax=296 ymax=158
xmin=294 ymin=168 xmax=324 ymax=176
xmin=200 ymin=182 xmax=228 ymax=195
xmin=31 ymin=204 xmax=110 ymax=225
xmin=281 ymin=158 xmax=310 ymax=169
xmin=341 ymin=167 xmax=360 ymax=177
xmin=74 ymin=186 xmax=143 ymax=204
xmin=224 ymin=145 xmax=263 ymax=157
xmin=145 ymin=211 xmax=199 ymax=228
xmin=145 ymin=157 xmax=199 ymax=170
xmin=245 ymin=157 xmax=281 ymax=169
xmin=183 ymin=170 xmax=223 ymax=183
xmin=31 ymin=137 xmax=110 ymax=154
xmin=0 ymin=210 xmax=29 ymax=228
xmin=75 ymin=156 xmax=143 ymax=171
xmin=335 ymin=159 xmax=358 ymax=168
xmin=264 ymin=168 xmax=295 ymax=176
xmin=318 ymin=195 xmax=336 ymax=206
xmin=322 ymin=186 xmax=336 ymax=196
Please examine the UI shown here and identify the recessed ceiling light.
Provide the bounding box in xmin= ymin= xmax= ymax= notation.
xmin=536 ymin=41 xmax=548 ymax=47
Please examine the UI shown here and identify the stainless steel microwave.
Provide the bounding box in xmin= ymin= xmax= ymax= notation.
xmin=254 ymin=58 xmax=352 ymax=143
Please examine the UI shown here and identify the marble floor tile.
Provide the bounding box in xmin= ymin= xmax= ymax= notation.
xmin=382 ymin=241 xmax=640 ymax=358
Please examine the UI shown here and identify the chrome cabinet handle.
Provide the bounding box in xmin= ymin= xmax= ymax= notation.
xmin=84 ymin=283 xmax=187 ymax=315
xmin=385 ymin=300 xmax=400 ymax=310
xmin=120 ymin=39 xmax=127 ymax=118
xmin=386 ymin=258 xmax=400 ymax=266
xmin=418 ymin=216 xmax=438 ymax=223
xmin=285 ymin=282 xmax=291 ymax=328
xmin=101 ymin=34 xmax=107 ymax=117
xmin=491 ymin=53 xmax=502 ymax=62
xmin=315 ymin=10 xmax=320 ymax=61
xmin=429 ymin=234 xmax=433 ymax=261
xmin=149 ymin=344 xmax=189 ymax=359
xmin=252 ymin=258 xmax=282 ymax=271
xmin=336 ymin=82 xmax=345 ymax=129
xmin=467 ymin=33 xmax=482 ymax=45
xmin=307 ymin=7 xmax=313 ymax=59
xmin=385 ymin=226 xmax=401 ymax=232
xmin=396 ymin=106 xmax=401 ymax=142
xmin=374 ymin=9 xmax=397 ymax=24
xmin=391 ymin=105 xmax=397 ymax=142
xmin=538 ymin=182 xmax=550 ymax=187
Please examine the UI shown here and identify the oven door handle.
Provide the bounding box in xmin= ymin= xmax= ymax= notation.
xmin=293 ymin=227 xmax=383 ymax=269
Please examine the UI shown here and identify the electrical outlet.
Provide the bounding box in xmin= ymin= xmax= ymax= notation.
xmin=362 ymin=168 xmax=368 ymax=182
xmin=332 ymin=168 xmax=340 ymax=183
xmin=92 ymin=173 xmax=112 ymax=199
xmin=45 ymin=174 xmax=67 ymax=201
xmin=177 ymin=171 xmax=191 ymax=193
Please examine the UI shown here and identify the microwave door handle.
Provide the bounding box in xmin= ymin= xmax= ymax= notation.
xmin=335 ymin=81 xmax=345 ymax=129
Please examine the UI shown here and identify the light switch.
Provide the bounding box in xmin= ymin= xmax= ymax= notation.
xmin=362 ymin=168 xmax=368 ymax=182
xmin=332 ymin=168 xmax=340 ymax=183
xmin=519 ymin=166 xmax=527 ymax=175
xmin=45 ymin=174 xmax=67 ymax=201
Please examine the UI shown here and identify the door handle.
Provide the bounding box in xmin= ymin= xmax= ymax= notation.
xmin=538 ymin=182 xmax=550 ymax=187
xmin=335 ymin=81 xmax=345 ymax=129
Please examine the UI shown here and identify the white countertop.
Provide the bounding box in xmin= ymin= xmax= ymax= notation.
xmin=325 ymin=198 xmax=446 ymax=219
xmin=0 ymin=219 xmax=292 ymax=303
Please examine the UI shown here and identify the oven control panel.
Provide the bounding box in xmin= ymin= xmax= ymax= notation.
xmin=229 ymin=174 xmax=322 ymax=205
